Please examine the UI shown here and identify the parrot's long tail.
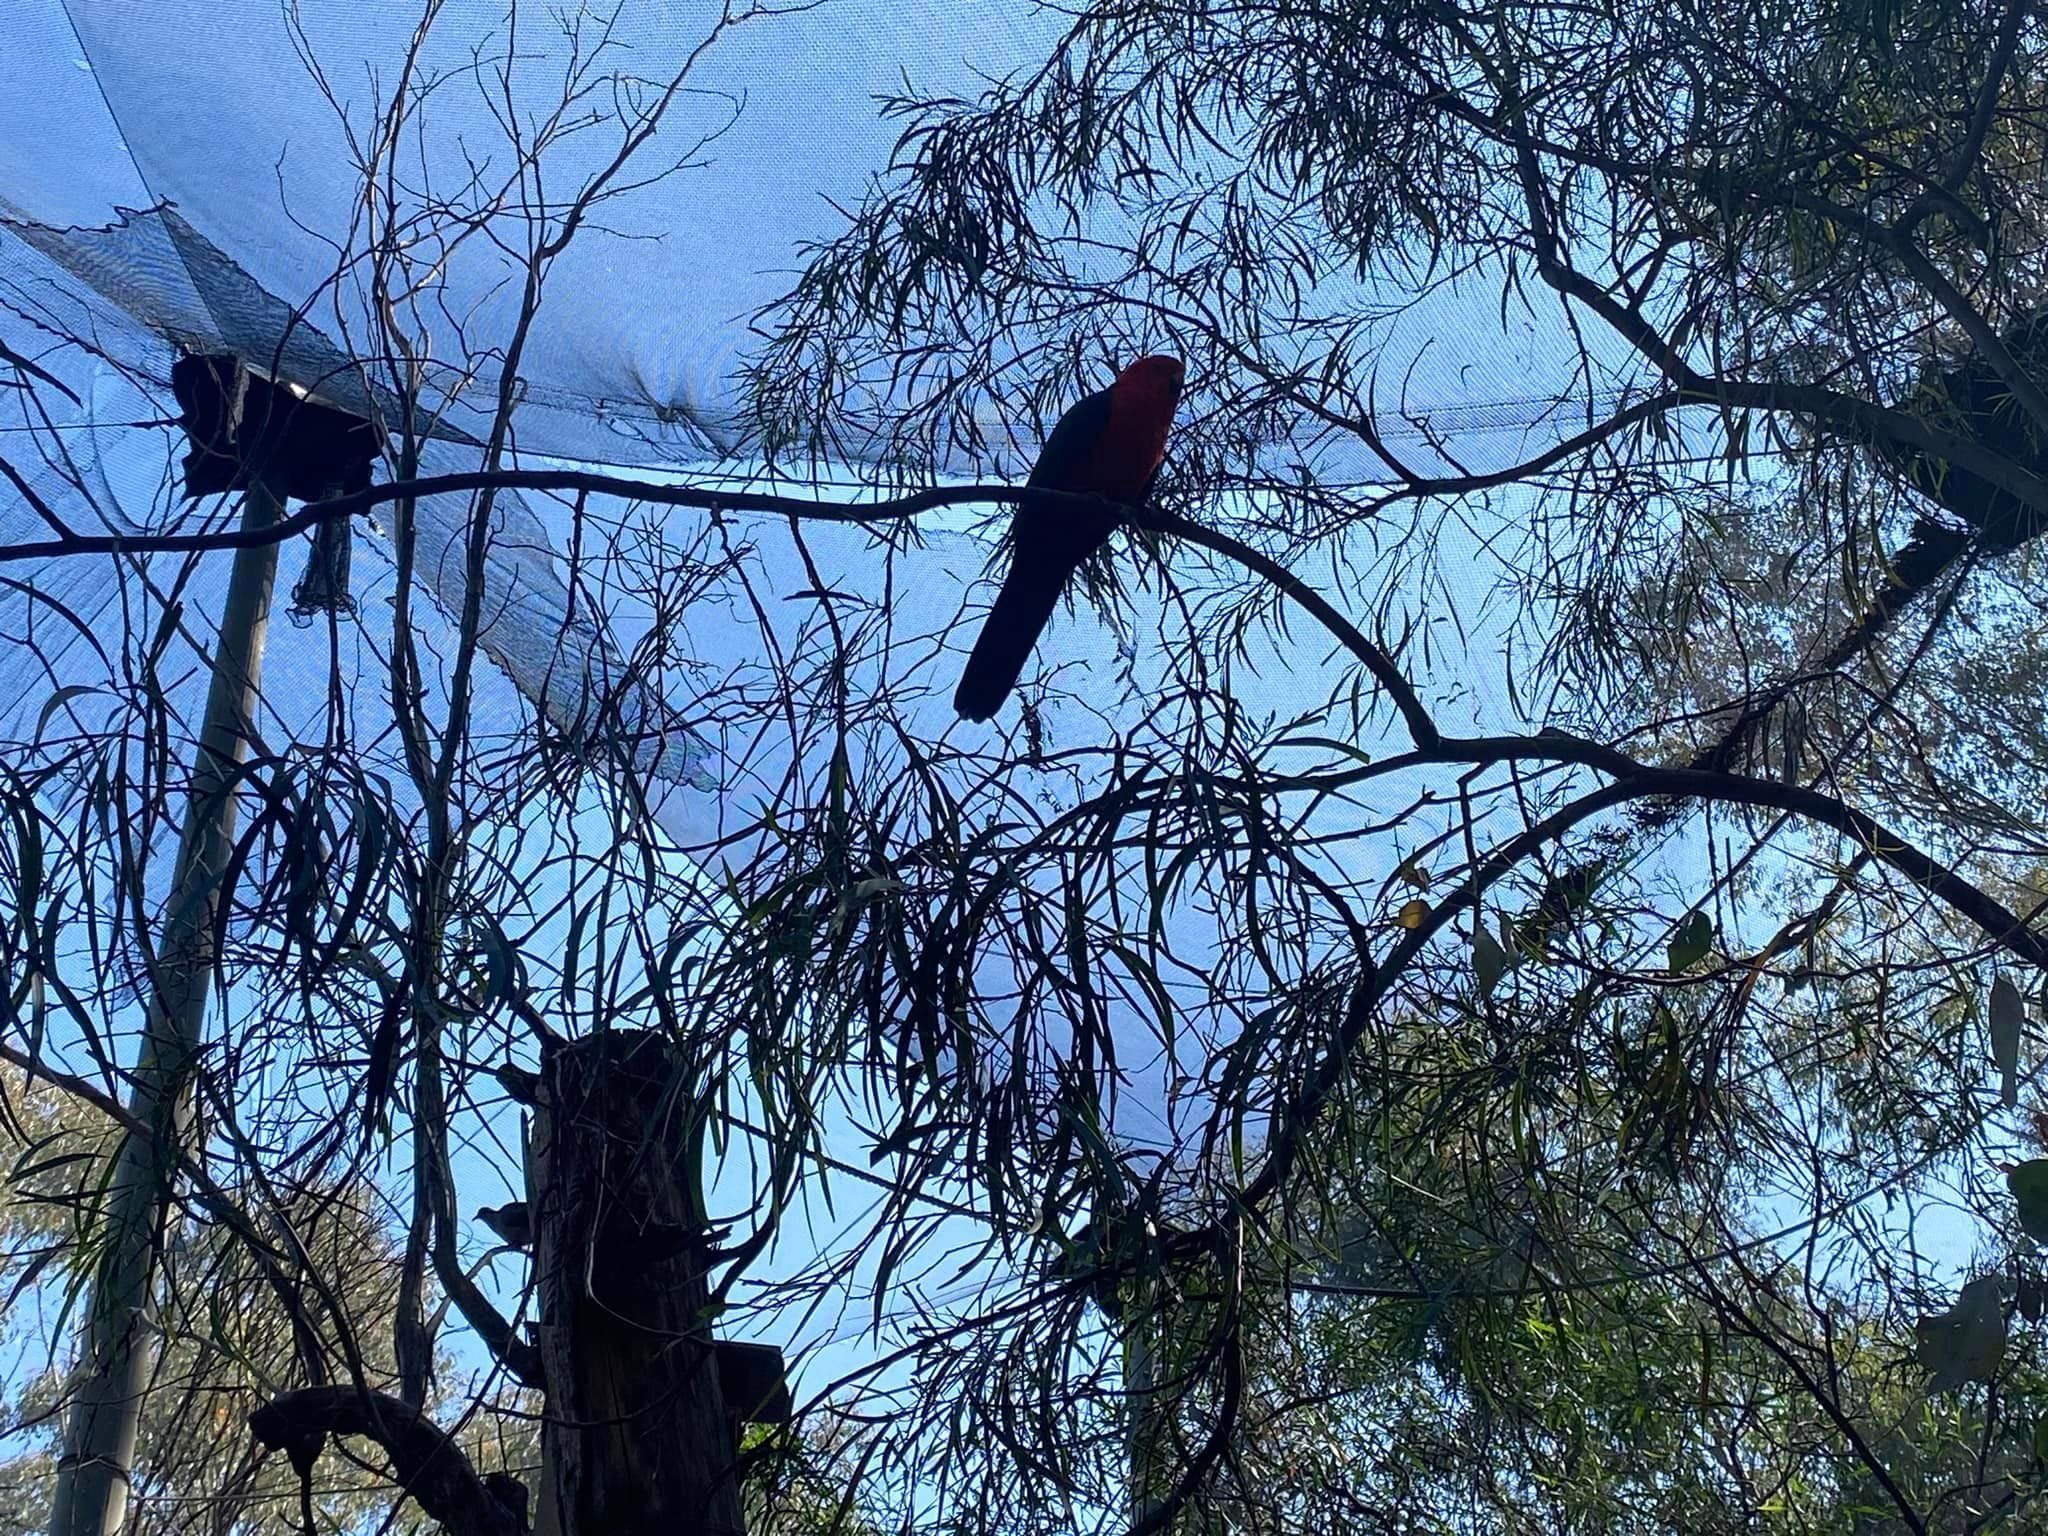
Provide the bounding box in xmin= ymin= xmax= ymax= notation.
xmin=954 ymin=556 xmax=1073 ymax=721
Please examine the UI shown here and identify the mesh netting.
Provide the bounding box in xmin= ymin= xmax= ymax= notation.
xmin=0 ymin=0 xmax=1623 ymax=1144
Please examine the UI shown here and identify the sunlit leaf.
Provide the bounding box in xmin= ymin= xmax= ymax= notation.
xmin=1473 ymin=919 xmax=1508 ymax=998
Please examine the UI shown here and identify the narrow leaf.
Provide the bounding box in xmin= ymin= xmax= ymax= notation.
xmin=1993 ymin=974 xmax=2025 ymax=1108
xmin=2011 ymin=1159 xmax=2048 ymax=1241
xmin=1473 ymin=920 xmax=1507 ymax=998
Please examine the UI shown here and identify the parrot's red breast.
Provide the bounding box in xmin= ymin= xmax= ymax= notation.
xmin=1050 ymin=354 xmax=1182 ymax=498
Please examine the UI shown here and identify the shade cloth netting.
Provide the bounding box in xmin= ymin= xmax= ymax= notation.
xmin=0 ymin=0 xmax=1630 ymax=1147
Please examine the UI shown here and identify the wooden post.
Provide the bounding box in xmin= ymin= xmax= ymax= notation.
xmin=529 ymin=1031 xmax=745 ymax=1536
xmin=49 ymin=481 xmax=283 ymax=1536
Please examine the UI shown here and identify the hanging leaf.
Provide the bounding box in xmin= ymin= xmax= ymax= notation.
xmin=1668 ymin=911 xmax=1714 ymax=972
xmin=2010 ymin=1160 xmax=2048 ymax=1242
xmin=1519 ymin=858 xmax=1609 ymax=957
xmin=1992 ymin=974 xmax=2025 ymax=1109
xmin=1538 ymin=859 xmax=1607 ymax=922
xmin=1914 ymin=1275 xmax=2006 ymax=1391
xmin=1397 ymin=899 xmax=1429 ymax=930
xmin=2019 ymin=1274 xmax=2044 ymax=1323
xmin=1473 ymin=920 xmax=1508 ymax=998
xmin=33 ymin=684 xmax=101 ymax=740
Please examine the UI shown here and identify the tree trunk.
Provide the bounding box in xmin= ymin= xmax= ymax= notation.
xmin=49 ymin=482 xmax=283 ymax=1536
xmin=530 ymin=1031 xmax=743 ymax=1536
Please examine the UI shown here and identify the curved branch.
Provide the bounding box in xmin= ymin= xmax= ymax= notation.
xmin=1422 ymin=733 xmax=2048 ymax=965
xmin=432 ymin=1243 xmax=543 ymax=1389
xmin=1234 ymin=736 xmax=2048 ymax=1216
xmin=1136 ymin=506 xmax=1441 ymax=747
xmin=1235 ymin=774 xmax=1646 ymax=1213
xmin=1504 ymin=121 xmax=2048 ymax=513
xmin=248 ymin=1387 xmax=525 ymax=1536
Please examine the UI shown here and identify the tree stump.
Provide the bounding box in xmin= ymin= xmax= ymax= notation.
xmin=531 ymin=1031 xmax=742 ymax=1536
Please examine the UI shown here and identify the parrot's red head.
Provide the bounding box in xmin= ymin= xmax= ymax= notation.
xmin=1117 ymin=355 xmax=1185 ymax=409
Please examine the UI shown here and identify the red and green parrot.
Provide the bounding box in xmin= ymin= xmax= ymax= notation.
xmin=953 ymin=355 xmax=1186 ymax=720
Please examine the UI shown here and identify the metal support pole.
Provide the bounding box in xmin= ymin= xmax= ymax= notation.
xmin=1125 ymin=1306 xmax=1163 ymax=1532
xmin=49 ymin=482 xmax=283 ymax=1536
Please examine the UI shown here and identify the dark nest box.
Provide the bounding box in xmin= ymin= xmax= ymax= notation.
xmin=718 ymin=1340 xmax=794 ymax=1447
xmin=170 ymin=352 xmax=383 ymax=614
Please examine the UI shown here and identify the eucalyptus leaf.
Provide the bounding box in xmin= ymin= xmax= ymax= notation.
xmin=2010 ymin=1160 xmax=2048 ymax=1242
xmin=1668 ymin=911 xmax=1713 ymax=972
xmin=1914 ymin=1275 xmax=2005 ymax=1392
xmin=33 ymin=684 xmax=100 ymax=740
xmin=1992 ymin=974 xmax=2025 ymax=1108
xmin=1473 ymin=920 xmax=1508 ymax=998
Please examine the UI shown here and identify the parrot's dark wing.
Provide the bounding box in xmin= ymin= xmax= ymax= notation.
xmin=954 ymin=387 xmax=1120 ymax=721
xmin=1025 ymin=386 xmax=1115 ymax=489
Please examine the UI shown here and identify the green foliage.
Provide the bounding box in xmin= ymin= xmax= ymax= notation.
xmin=2012 ymin=1161 xmax=2048 ymax=1243
xmin=1915 ymin=1276 xmax=2006 ymax=1392
xmin=0 ymin=1072 xmax=532 ymax=1534
xmin=1669 ymin=911 xmax=1716 ymax=972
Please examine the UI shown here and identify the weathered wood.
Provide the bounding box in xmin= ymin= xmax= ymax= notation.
xmin=531 ymin=1031 xmax=744 ymax=1536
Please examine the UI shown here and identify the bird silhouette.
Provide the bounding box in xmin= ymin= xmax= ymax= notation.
xmin=954 ymin=356 xmax=1185 ymax=720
